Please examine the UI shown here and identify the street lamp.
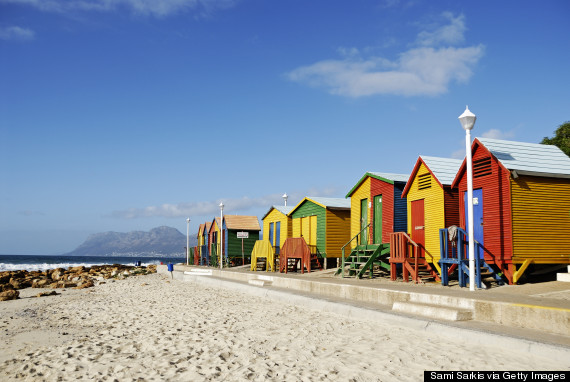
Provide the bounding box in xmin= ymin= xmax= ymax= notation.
xmin=219 ymin=202 xmax=224 ymax=270
xmin=282 ymin=193 xmax=288 ymax=206
xmin=458 ymin=106 xmax=477 ymax=291
xmin=186 ymin=218 xmax=191 ymax=266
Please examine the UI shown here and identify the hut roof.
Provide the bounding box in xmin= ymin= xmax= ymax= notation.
xmin=402 ymin=156 xmax=463 ymax=197
xmin=289 ymin=197 xmax=350 ymax=215
xmin=476 ymin=137 xmax=570 ymax=178
xmin=346 ymin=172 xmax=409 ymax=197
xmin=261 ymin=205 xmax=294 ymax=220
xmin=223 ymin=215 xmax=261 ymax=231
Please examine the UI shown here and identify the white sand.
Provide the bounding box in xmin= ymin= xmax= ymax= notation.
xmin=0 ymin=273 xmax=567 ymax=381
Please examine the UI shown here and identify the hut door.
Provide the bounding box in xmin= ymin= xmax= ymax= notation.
xmin=411 ymin=199 xmax=425 ymax=256
xmin=373 ymin=195 xmax=382 ymax=244
xmin=464 ymin=189 xmax=484 ymax=260
xmin=360 ymin=199 xmax=368 ymax=245
xmin=309 ymin=215 xmax=317 ymax=252
xmin=269 ymin=223 xmax=274 ymax=247
xmin=275 ymin=221 xmax=281 ymax=255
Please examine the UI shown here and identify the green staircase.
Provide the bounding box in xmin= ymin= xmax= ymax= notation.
xmin=337 ymin=243 xmax=390 ymax=279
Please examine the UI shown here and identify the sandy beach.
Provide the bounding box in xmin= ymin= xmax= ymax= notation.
xmin=1 ymin=273 xmax=567 ymax=382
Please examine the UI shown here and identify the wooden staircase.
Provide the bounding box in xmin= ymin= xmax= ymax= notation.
xmin=389 ymin=232 xmax=440 ymax=283
xmin=439 ymin=227 xmax=504 ymax=288
xmin=338 ymin=244 xmax=390 ymax=279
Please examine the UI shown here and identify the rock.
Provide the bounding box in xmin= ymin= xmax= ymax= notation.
xmin=68 ymin=266 xmax=85 ymax=273
xmin=36 ymin=291 xmax=59 ymax=298
xmin=0 ymin=283 xmax=15 ymax=292
xmin=32 ymin=279 xmax=50 ymax=288
xmin=0 ymin=289 xmax=19 ymax=301
xmin=74 ymin=280 xmax=94 ymax=289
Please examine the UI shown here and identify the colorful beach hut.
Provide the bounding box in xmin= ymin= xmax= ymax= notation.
xmin=261 ymin=205 xmax=293 ymax=256
xmin=201 ymin=222 xmax=211 ymax=265
xmin=208 ymin=217 xmax=223 ymax=267
xmin=450 ymin=137 xmax=570 ymax=284
xmin=341 ymin=172 xmax=409 ymax=278
xmin=288 ymin=197 xmax=351 ymax=269
xmin=391 ymin=156 xmax=462 ymax=282
xmin=221 ymin=215 xmax=260 ymax=266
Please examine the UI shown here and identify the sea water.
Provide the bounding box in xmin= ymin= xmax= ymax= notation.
xmin=0 ymin=254 xmax=185 ymax=272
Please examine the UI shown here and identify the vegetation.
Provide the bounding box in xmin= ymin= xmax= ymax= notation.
xmin=541 ymin=121 xmax=570 ymax=157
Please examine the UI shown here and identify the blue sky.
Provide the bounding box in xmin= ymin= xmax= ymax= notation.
xmin=1 ymin=0 xmax=569 ymax=255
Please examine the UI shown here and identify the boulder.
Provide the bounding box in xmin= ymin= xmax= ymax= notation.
xmin=0 ymin=289 xmax=19 ymax=301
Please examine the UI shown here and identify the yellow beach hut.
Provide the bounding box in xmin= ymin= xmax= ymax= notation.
xmin=288 ymin=196 xmax=351 ymax=269
xmin=391 ymin=156 xmax=462 ymax=283
xmin=261 ymin=205 xmax=293 ymax=256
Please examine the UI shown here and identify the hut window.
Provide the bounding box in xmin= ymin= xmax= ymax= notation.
xmin=473 ymin=157 xmax=492 ymax=178
xmin=418 ymin=173 xmax=431 ymax=190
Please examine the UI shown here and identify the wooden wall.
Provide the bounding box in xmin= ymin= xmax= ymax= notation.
xmin=349 ymin=177 xmax=370 ymax=248
xmin=406 ymin=162 xmax=445 ymax=268
xmin=325 ymin=208 xmax=351 ymax=257
xmin=511 ymin=175 xmax=570 ymax=263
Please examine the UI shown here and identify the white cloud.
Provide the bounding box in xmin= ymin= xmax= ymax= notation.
xmin=109 ymin=187 xmax=343 ymax=219
xmin=0 ymin=26 xmax=35 ymax=41
xmin=416 ymin=12 xmax=466 ymax=47
xmin=287 ymin=12 xmax=484 ymax=98
xmin=480 ymin=129 xmax=515 ymax=140
xmin=0 ymin=0 xmax=237 ymax=17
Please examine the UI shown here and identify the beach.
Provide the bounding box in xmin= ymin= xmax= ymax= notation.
xmin=1 ymin=273 xmax=567 ymax=382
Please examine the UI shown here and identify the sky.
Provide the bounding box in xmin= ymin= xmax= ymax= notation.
xmin=1 ymin=0 xmax=569 ymax=255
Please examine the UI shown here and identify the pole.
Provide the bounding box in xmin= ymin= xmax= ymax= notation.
xmin=219 ymin=203 xmax=224 ymax=271
xmin=186 ymin=218 xmax=190 ymax=266
xmin=465 ymin=128 xmax=475 ymax=291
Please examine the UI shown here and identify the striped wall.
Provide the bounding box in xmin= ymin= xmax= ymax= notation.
xmin=457 ymin=144 xmax=514 ymax=265
xmin=406 ymin=162 xmax=445 ymax=268
xmin=325 ymin=208 xmax=351 ymax=257
xmin=262 ymin=209 xmax=292 ymax=248
xmin=370 ymin=177 xmax=395 ymax=244
xmin=291 ymin=200 xmax=326 ymax=255
xmin=511 ymin=175 xmax=570 ymax=263
xmin=349 ymin=177 xmax=370 ymax=248
xmin=393 ymin=181 xmax=408 ymax=233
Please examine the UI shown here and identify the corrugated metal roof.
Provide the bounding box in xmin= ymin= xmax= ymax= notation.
xmin=223 ymin=215 xmax=261 ymax=230
xmin=420 ymin=156 xmax=463 ymax=185
xmin=368 ymin=172 xmax=410 ymax=183
xmin=346 ymin=172 xmax=409 ymax=197
xmin=477 ymin=137 xmax=570 ymax=178
xmin=307 ymin=196 xmax=351 ymax=209
xmin=262 ymin=205 xmax=293 ymax=220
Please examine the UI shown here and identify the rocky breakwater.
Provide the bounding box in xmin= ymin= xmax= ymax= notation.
xmin=0 ymin=264 xmax=157 ymax=301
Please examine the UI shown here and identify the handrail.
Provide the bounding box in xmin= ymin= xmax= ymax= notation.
xmin=340 ymin=223 xmax=370 ymax=277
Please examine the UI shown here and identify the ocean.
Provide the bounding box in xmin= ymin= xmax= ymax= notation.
xmin=0 ymin=254 xmax=186 ymax=272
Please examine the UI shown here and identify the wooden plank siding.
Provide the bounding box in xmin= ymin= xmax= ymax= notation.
xmin=350 ymin=177 xmax=371 ymax=249
xmin=393 ymin=181 xmax=408 ymax=233
xmin=325 ymin=208 xmax=351 ymax=257
xmin=406 ymin=163 xmax=446 ymax=268
xmin=443 ymin=186 xmax=460 ymax=229
xmin=370 ymin=177 xmax=395 ymax=244
xmin=510 ymin=175 xmax=570 ymax=263
xmin=262 ymin=209 xmax=292 ymax=249
xmin=456 ymin=145 xmax=514 ymax=266
xmin=226 ymin=229 xmax=259 ymax=258
xmin=291 ymin=200 xmax=326 ymax=255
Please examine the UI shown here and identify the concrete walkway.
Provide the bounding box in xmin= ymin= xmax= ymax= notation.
xmin=157 ymin=264 xmax=570 ymax=359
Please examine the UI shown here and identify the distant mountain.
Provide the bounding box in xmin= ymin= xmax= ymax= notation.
xmin=64 ymin=226 xmax=198 ymax=257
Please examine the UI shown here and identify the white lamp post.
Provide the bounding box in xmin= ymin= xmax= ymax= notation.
xmin=458 ymin=106 xmax=477 ymax=291
xmin=186 ymin=218 xmax=191 ymax=266
xmin=219 ymin=202 xmax=224 ymax=270
xmin=282 ymin=193 xmax=288 ymax=206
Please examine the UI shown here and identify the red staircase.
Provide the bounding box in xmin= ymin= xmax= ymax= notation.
xmin=389 ymin=232 xmax=440 ymax=283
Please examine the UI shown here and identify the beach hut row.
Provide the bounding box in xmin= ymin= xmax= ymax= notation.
xmin=192 ymin=137 xmax=570 ymax=285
